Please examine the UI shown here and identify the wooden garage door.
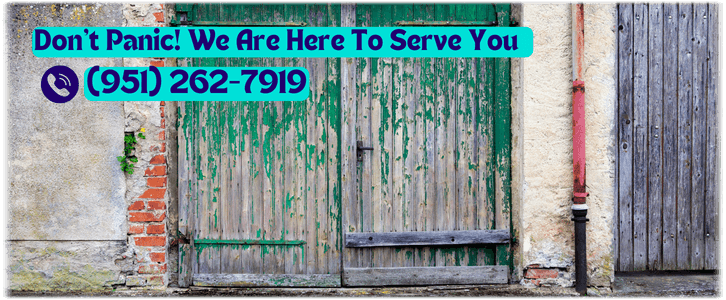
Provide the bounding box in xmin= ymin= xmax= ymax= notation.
xmin=340 ymin=4 xmax=513 ymax=286
xmin=616 ymin=3 xmax=719 ymax=271
xmin=177 ymin=4 xmax=344 ymax=287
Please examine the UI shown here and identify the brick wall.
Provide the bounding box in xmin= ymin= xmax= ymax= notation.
xmin=122 ymin=3 xmax=172 ymax=289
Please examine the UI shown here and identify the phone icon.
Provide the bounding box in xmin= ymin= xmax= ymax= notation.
xmin=47 ymin=73 xmax=71 ymax=97
xmin=41 ymin=65 xmax=79 ymax=103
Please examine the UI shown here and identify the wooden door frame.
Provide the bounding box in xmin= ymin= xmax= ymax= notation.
xmin=338 ymin=3 xmax=514 ymax=285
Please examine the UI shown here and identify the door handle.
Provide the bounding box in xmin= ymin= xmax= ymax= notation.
xmin=356 ymin=141 xmax=374 ymax=162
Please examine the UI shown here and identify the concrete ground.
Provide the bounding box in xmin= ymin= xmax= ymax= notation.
xmin=8 ymin=273 xmax=718 ymax=297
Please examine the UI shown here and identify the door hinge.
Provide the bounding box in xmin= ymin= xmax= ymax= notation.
xmin=171 ymin=232 xmax=190 ymax=246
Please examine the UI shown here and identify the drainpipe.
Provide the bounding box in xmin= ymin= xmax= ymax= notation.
xmin=571 ymin=3 xmax=589 ymax=296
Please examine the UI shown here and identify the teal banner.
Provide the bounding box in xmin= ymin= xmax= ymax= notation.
xmin=35 ymin=27 xmax=533 ymax=58
xmin=84 ymin=66 xmax=310 ymax=101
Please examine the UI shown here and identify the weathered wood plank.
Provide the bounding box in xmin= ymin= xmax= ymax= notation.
xmin=414 ymin=3 xmax=438 ymax=268
xmin=346 ymin=230 xmax=510 ymax=248
xmin=243 ymin=5 xmax=264 ymax=275
xmin=435 ymin=4 xmax=458 ymax=267
xmin=375 ymin=5 xmax=395 ymax=269
xmin=454 ymin=4 xmax=476 ymax=267
xmin=326 ymin=3 xmax=342 ymax=275
xmin=617 ymin=3 xmax=634 ymax=272
xmin=390 ymin=4 xmax=409 ymax=268
xmin=661 ymin=3 xmax=679 ymax=271
xmin=704 ymin=3 xmax=719 ymax=271
xmin=355 ymin=4 xmax=373 ymax=269
xmin=677 ymin=3 xmax=693 ymax=270
xmin=690 ymin=3 xmax=707 ymax=271
xmin=178 ymin=100 xmax=192 ymax=287
xmin=194 ymin=273 xmax=341 ymax=287
xmin=493 ymin=3 xmax=512 ymax=270
xmin=365 ymin=5 xmax=385 ymax=270
xmin=341 ymin=3 xmax=359 ymax=270
xmin=632 ymin=3 xmax=648 ymax=271
xmin=477 ymin=4 xmax=497 ymax=267
xmin=343 ymin=266 xmax=508 ymax=286
xmin=647 ymin=3 xmax=664 ymax=271
xmin=288 ymin=5 xmax=308 ymax=275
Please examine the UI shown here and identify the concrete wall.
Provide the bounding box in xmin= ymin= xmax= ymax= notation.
xmin=512 ymin=4 xmax=617 ymax=287
xmin=7 ymin=3 xmax=176 ymax=291
xmin=7 ymin=3 xmax=129 ymax=291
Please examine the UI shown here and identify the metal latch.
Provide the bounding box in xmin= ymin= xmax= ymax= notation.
xmin=357 ymin=141 xmax=374 ymax=162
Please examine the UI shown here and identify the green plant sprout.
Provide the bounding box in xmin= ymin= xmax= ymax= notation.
xmin=117 ymin=128 xmax=146 ymax=174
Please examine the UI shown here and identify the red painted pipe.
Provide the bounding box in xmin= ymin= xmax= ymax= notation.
xmin=572 ymin=3 xmax=587 ymax=204
xmin=571 ymin=4 xmax=588 ymax=295
xmin=573 ymin=80 xmax=587 ymax=204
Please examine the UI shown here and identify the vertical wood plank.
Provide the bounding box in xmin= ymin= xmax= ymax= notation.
xmin=178 ymin=100 xmax=193 ymax=286
xmin=389 ymin=4 xmax=407 ymax=268
xmin=315 ymin=5 xmax=330 ymax=274
xmin=647 ymin=3 xmax=664 ymax=271
xmin=477 ymin=4 xmax=497 ymax=267
xmin=356 ymin=4 xmax=373 ymax=269
xmin=677 ymin=3 xmax=693 ymax=270
xmin=661 ymin=3 xmax=679 ymax=270
xmin=341 ymin=3 xmax=359 ymax=271
xmin=690 ymin=3 xmax=707 ymax=271
xmin=326 ymin=3 xmax=342 ymax=275
xmin=617 ymin=3 xmax=634 ymax=272
xmin=413 ymin=3 xmax=437 ymax=268
xmin=376 ymin=5 xmax=395 ymax=269
xmin=704 ymin=3 xmax=719 ymax=271
xmin=291 ymin=4 xmax=308 ymax=275
xmin=434 ymin=4 xmax=458 ymax=267
xmin=455 ymin=4 xmax=477 ymax=266
xmin=632 ymin=3 xmax=648 ymax=271
xmin=399 ymin=4 xmax=417 ymax=268
xmin=493 ymin=3 xmax=512 ymax=270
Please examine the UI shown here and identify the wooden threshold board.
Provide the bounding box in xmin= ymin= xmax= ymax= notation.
xmin=343 ymin=266 xmax=509 ymax=286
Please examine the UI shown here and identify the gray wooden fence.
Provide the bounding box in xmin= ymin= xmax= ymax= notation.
xmin=616 ymin=3 xmax=719 ymax=271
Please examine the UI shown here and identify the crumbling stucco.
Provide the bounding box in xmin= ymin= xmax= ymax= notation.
xmin=512 ymin=4 xmax=616 ymax=287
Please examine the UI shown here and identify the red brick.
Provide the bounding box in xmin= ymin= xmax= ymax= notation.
xmin=158 ymin=131 xmax=165 ymax=140
xmin=147 ymin=275 xmax=164 ymax=285
xmin=160 ymin=107 xmax=165 ymax=117
xmin=139 ymin=188 xmax=166 ymax=199
xmin=138 ymin=264 xmax=167 ymax=274
xmin=129 ymin=224 xmax=144 ymax=234
xmin=160 ymin=119 xmax=165 ymax=129
xmin=525 ymin=268 xmax=558 ymax=279
xmin=147 ymin=223 xmax=165 ymax=234
xmin=160 ymin=143 xmax=166 ymax=152
xmin=153 ymin=12 xmax=164 ymax=22
xmin=134 ymin=236 xmax=166 ymax=247
xmin=130 ymin=212 xmax=166 ymax=222
xmin=150 ymin=154 xmax=166 ymax=165
xmin=128 ymin=201 xmax=145 ymax=211
xmin=150 ymin=252 xmax=166 ymax=263
xmin=147 ymin=177 xmax=167 ymax=187
xmin=147 ymin=200 xmax=166 ymax=210
xmin=145 ymin=166 xmax=166 ymax=176
xmin=160 ymin=101 xmax=165 ymax=106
